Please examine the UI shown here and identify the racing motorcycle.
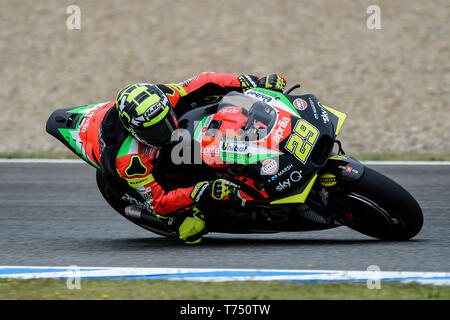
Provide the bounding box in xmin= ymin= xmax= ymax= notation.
xmin=46 ymin=84 xmax=423 ymax=241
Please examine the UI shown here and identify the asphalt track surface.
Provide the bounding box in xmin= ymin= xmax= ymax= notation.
xmin=0 ymin=162 xmax=449 ymax=272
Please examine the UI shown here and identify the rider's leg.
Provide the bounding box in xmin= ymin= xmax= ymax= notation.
xmin=96 ymin=169 xmax=207 ymax=244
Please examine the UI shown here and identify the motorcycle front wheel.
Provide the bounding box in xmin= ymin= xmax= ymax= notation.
xmin=332 ymin=167 xmax=423 ymax=240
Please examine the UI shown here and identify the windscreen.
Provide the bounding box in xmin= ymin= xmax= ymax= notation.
xmin=217 ymin=92 xmax=277 ymax=141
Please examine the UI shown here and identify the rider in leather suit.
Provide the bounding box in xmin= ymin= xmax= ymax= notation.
xmin=97 ymin=72 xmax=287 ymax=244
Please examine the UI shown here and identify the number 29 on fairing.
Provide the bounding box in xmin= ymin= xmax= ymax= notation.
xmin=284 ymin=119 xmax=319 ymax=164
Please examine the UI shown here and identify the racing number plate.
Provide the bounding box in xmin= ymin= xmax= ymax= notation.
xmin=284 ymin=119 xmax=319 ymax=164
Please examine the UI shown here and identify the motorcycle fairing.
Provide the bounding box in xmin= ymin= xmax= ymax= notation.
xmin=320 ymin=104 xmax=347 ymax=136
xmin=187 ymin=90 xmax=342 ymax=201
xmin=270 ymin=174 xmax=318 ymax=204
xmin=321 ymin=154 xmax=365 ymax=183
xmin=46 ymin=101 xmax=114 ymax=169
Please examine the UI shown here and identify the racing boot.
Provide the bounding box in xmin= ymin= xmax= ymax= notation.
xmin=177 ymin=207 xmax=207 ymax=245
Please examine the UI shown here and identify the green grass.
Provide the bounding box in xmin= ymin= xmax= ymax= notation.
xmin=0 ymin=279 xmax=448 ymax=300
xmin=1 ymin=151 xmax=449 ymax=161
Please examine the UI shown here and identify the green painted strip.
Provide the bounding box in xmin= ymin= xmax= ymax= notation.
xmin=117 ymin=136 xmax=134 ymax=158
xmin=251 ymin=88 xmax=300 ymax=117
xmin=220 ymin=152 xmax=281 ymax=165
xmin=193 ymin=116 xmax=209 ymax=141
xmin=67 ymin=104 xmax=98 ymax=114
xmin=57 ymin=128 xmax=100 ymax=169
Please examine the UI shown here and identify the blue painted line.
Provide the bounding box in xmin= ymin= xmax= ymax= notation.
xmin=58 ymin=270 xmax=330 ymax=280
xmin=143 ymin=270 xmax=329 ymax=278
xmin=290 ymin=276 xmax=450 ymax=283
xmin=379 ymin=276 xmax=450 ymax=281
xmin=62 ymin=275 xmax=450 ymax=283
xmin=2 ymin=267 xmax=448 ymax=285
xmin=290 ymin=279 xmax=371 ymax=283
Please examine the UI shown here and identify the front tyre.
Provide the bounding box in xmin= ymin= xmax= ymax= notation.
xmin=334 ymin=167 xmax=423 ymax=240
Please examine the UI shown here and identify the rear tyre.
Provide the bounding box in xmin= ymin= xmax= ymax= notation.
xmin=335 ymin=167 xmax=423 ymax=240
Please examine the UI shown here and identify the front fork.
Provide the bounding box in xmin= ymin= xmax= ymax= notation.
xmin=306 ymin=154 xmax=366 ymax=223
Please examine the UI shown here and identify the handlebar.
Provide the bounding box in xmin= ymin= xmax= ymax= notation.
xmin=284 ymin=84 xmax=301 ymax=95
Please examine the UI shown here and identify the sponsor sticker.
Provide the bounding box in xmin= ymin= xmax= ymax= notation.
xmin=220 ymin=141 xmax=248 ymax=153
xmin=275 ymin=170 xmax=303 ymax=191
xmin=309 ymin=98 xmax=319 ymax=120
xmin=121 ymin=193 xmax=153 ymax=212
xmin=270 ymin=163 xmax=294 ymax=181
xmin=319 ymin=173 xmax=337 ymax=187
xmin=219 ymin=106 xmax=241 ymax=114
xmin=246 ymin=90 xmax=273 ymax=102
xmin=339 ymin=165 xmax=360 ymax=175
xmin=293 ymin=98 xmax=308 ymax=111
xmin=143 ymin=101 xmax=163 ymax=119
xmin=80 ymin=111 xmax=94 ymax=133
xmin=320 ymin=109 xmax=330 ymax=124
xmin=196 ymin=115 xmax=214 ymax=142
xmin=201 ymin=145 xmax=219 ymax=156
xmin=273 ymin=116 xmax=290 ymax=144
xmin=261 ymin=158 xmax=278 ymax=175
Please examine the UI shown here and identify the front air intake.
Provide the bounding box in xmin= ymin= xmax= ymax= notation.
xmin=311 ymin=135 xmax=334 ymax=167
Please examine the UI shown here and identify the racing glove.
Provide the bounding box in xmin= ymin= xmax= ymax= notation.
xmin=258 ymin=74 xmax=287 ymax=92
xmin=238 ymin=74 xmax=260 ymax=91
xmin=238 ymin=74 xmax=287 ymax=92
xmin=190 ymin=179 xmax=239 ymax=204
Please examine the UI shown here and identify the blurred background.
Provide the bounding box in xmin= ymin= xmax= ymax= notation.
xmin=0 ymin=0 xmax=448 ymax=155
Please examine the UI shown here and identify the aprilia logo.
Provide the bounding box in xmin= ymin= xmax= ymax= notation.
xmin=273 ymin=116 xmax=290 ymax=143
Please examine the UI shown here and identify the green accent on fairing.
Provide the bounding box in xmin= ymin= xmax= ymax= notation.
xmin=250 ymin=88 xmax=301 ymax=117
xmin=270 ymin=174 xmax=318 ymax=205
xmin=220 ymin=151 xmax=281 ymax=165
xmin=57 ymin=127 xmax=100 ymax=169
xmin=117 ymin=136 xmax=134 ymax=159
xmin=156 ymin=213 xmax=168 ymax=219
xmin=193 ymin=116 xmax=210 ymax=141
xmin=329 ymin=154 xmax=348 ymax=161
xmin=56 ymin=102 xmax=113 ymax=169
xmin=321 ymin=105 xmax=347 ymax=136
xmin=67 ymin=103 xmax=100 ymax=114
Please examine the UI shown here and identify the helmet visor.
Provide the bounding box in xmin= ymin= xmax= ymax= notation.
xmin=133 ymin=108 xmax=177 ymax=146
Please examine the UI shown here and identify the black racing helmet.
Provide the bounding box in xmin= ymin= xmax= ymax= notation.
xmin=115 ymin=83 xmax=178 ymax=148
